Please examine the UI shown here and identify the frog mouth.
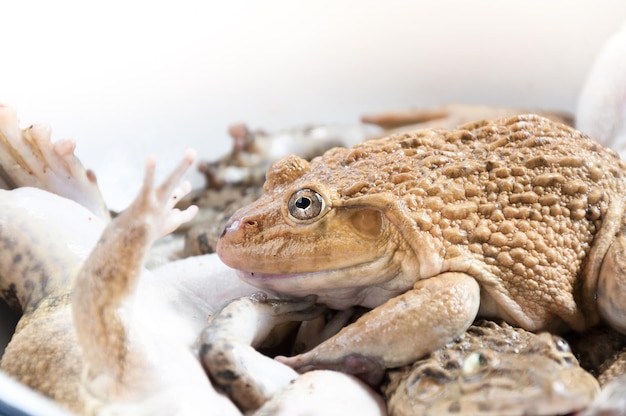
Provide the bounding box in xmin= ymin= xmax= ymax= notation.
xmin=235 ymin=268 xmax=366 ymax=309
xmin=235 ymin=269 xmax=322 ymax=281
xmin=233 ymin=250 xmax=403 ymax=288
xmin=232 ymin=254 xmax=409 ymax=310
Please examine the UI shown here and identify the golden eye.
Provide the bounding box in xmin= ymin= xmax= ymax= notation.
xmin=287 ymin=188 xmax=325 ymax=221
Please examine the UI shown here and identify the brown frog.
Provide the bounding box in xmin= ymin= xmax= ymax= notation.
xmin=382 ymin=320 xmax=599 ymax=416
xmin=361 ymin=103 xmax=574 ymax=132
xmin=217 ymin=114 xmax=626 ymax=384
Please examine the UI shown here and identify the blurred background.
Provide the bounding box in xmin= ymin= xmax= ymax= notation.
xmin=1 ymin=0 xmax=625 ymax=210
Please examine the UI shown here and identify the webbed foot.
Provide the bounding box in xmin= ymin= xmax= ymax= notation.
xmin=277 ymin=351 xmax=386 ymax=386
xmin=0 ymin=105 xmax=110 ymax=220
xmin=127 ymin=149 xmax=199 ymax=240
xmin=278 ymin=272 xmax=480 ymax=387
xmin=285 ymin=307 xmax=387 ymax=385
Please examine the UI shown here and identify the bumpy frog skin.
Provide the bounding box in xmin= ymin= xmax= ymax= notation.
xmin=217 ymin=114 xmax=626 ymax=383
xmin=0 ymin=107 xmax=390 ymax=416
xmin=383 ymin=320 xmax=599 ymax=416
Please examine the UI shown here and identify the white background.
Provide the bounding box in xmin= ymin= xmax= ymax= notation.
xmin=2 ymin=1 xmax=625 ymax=210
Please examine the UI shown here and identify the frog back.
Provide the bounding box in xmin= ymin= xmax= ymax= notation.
xmin=309 ymin=115 xmax=626 ymax=329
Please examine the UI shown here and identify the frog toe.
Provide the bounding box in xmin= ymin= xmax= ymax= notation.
xmin=276 ymin=352 xmax=385 ymax=386
xmin=0 ymin=106 xmax=110 ymax=220
xmin=250 ymin=293 xmax=323 ymax=320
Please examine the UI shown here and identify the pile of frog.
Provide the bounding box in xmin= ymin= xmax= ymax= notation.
xmin=186 ymin=105 xmax=626 ymax=416
xmin=3 ymin=101 xmax=626 ymax=416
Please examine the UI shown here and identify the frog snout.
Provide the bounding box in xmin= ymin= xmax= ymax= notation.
xmin=216 ymin=215 xmax=259 ymax=263
xmin=219 ymin=219 xmax=238 ymax=239
xmin=220 ymin=215 xmax=259 ymax=240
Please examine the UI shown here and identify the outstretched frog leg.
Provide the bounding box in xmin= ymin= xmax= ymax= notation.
xmin=71 ymin=150 xmax=198 ymax=399
xmin=276 ymin=272 xmax=480 ymax=385
xmin=0 ymin=105 xmax=109 ymax=220
xmin=200 ymin=292 xmax=324 ymax=412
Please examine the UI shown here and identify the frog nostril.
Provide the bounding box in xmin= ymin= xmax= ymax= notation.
xmin=220 ymin=218 xmax=260 ymax=240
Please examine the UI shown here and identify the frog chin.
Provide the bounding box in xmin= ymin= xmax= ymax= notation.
xmin=234 ymin=257 xmax=410 ymax=310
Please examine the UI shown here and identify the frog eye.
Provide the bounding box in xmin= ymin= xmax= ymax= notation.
xmin=462 ymin=351 xmax=491 ymax=380
xmin=287 ymin=188 xmax=326 ymax=222
xmin=552 ymin=336 xmax=571 ymax=353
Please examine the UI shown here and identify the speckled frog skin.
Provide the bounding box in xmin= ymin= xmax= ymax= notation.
xmin=383 ymin=321 xmax=599 ymax=416
xmin=217 ymin=114 xmax=626 ymax=383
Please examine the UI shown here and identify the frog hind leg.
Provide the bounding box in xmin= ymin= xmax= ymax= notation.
xmin=598 ymin=228 xmax=626 ymax=334
xmin=276 ymin=272 xmax=480 ymax=385
xmin=0 ymin=105 xmax=110 ymax=221
xmin=70 ymin=150 xmax=198 ymax=399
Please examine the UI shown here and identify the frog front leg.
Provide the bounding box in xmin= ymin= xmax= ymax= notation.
xmin=276 ymin=272 xmax=480 ymax=385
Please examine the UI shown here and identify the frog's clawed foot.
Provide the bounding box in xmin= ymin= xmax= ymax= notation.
xmin=276 ymin=352 xmax=386 ymax=387
xmin=130 ymin=149 xmax=199 ymax=239
xmin=0 ymin=105 xmax=110 ymax=220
